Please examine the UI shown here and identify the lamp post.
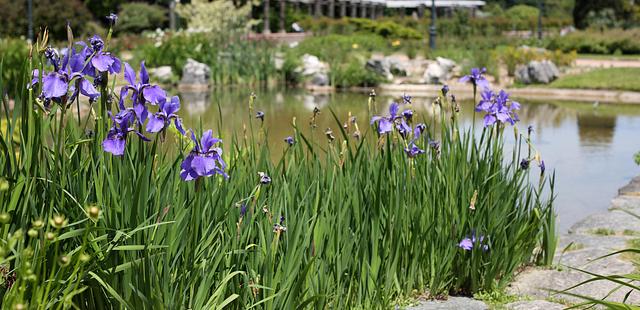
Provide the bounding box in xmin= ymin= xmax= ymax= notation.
xmin=537 ymin=0 xmax=543 ymax=40
xmin=170 ymin=0 xmax=176 ymax=32
xmin=28 ymin=0 xmax=33 ymax=42
xmin=429 ymin=0 xmax=436 ymax=50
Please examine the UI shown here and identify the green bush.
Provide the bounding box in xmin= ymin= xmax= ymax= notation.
xmin=0 ymin=38 xmax=29 ymax=94
xmin=117 ymin=2 xmax=168 ymax=34
xmin=497 ymin=47 xmax=576 ymax=76
xmin=333 ymin=61 xmax=385 ymax=88
xmin=0 ymin=0 xmax=93 ymax=41
xmin=547 ymin=29 xmax=640 ymax=55
xmin=505 ymin=5 xmax=540 ymax=24
xmin=137 ymin=32 xmax=277 ymax=85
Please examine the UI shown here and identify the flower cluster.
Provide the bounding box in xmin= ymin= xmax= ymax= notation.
xmin=475 ymin=89 xmax=520 ymax=127
xmin=32 ymin=21 xmax=227 ymax=183
xmin=458 ymin=231 xmax=489 ymax=251
xmin=370 ymin=100 xmax=428 ymax=158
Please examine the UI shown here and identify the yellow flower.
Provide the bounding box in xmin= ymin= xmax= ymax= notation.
xmin=391 ymin=40 xmax=401 ymax=47
xmin=352 ymin=43 xmax=359 ymax=49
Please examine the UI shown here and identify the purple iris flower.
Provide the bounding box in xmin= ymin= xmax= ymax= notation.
xmin=106 ymin=13 xmax=118 ymax=25
xmin=459 ymin=231 xmax=489 ymax=251
xmin=86 ymin=35 xmax=121 ymax=75
xmin=32 ymin=47 xmax=100 ymax=103
xmin=402 ymin=109 xmax=413 ymax=121
xmin=371 ymin=102 xmax=400 ymax=134
xmin=180 ymin=130 xmax=228 ymax=181
xmin=475 ymin=89 xmax=520 ymax=127
xmin=414 ymin=123 xmax=426 ymax=139
xmin=120 ymin=61 xmax=166 ymax=123
xmin=240 ymin=204 xmax=248 ymax=217
xmin=441 ymin=84 xmax=449 ymax=96
xmin=102 ymin=110 xmax=150 ymax=156
xmin=284 ymin=136 xmax=295 ymax=146
xmin=404 ymin=143 xmax=425 ymax=158
xmin=539 ymin=160 xmax=546 ymax=174
xmin=256 ymin=111 xmax=265 ymax=121
xmin=459 ymin=67 xmax=489 ymax=90
xmin=520 ymin=158 xmax=530 ymax=170
xmin=396 ymin=119 xmax=411 ymax=138
xmin=458 ymin=238 xmax=473 ymax=251
xmin=258 ymin=172 xmax=271 ymax=185
xmin=146 ymin=96 xmax=185 ymax=135
xmin=401 ymin=94 xmax=412 ymax=105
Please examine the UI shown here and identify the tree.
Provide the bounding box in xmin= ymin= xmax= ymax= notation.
xmin=573 ymin=0 xmax=635 ymax=29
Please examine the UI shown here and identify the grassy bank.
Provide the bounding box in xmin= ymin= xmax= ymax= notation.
xmin=0 ymin=26 xmax=556 ymax=308
xmin=548 ymin=68 xmax=640 ymax=92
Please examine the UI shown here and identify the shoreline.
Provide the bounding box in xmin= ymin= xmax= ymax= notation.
xmin=374 ymin=83 xmax=640 ymax=104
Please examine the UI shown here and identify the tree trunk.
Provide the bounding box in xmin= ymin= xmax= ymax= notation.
xmin=263 ymin=0 xmax=271 ymax=34
xmin=279 ymin=0 xmax=286 ymax=33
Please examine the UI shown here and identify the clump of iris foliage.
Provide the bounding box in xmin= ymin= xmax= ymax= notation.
xmin=0 ymin=17 xmax=556 ymax=309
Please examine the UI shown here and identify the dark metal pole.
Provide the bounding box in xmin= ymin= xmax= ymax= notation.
xmin=263 ymin=0 xmax=271 ymax=34
xmin=429 ymin=0 xmax=436 ymax=49
xmin=28 ymin=0 xmax=33 ymax=42
xmin=169 ymin=0 xmax=176 ymax=32
xmin=537 ymin=0 xmax=543 ymax=40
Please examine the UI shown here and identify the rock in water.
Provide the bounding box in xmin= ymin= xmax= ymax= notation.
xmin=515 ymin=60 xmax=560 ymax=84
xmin=180 ymin=58 xmax=211 ymax=86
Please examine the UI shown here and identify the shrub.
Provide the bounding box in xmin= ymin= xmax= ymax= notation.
xmin=0 ymin=38 xmax=29 ymax=93
xmin=546 ymin=29 xmax=640 ymax=54
xmin=497 ymin=47 xmax=576 ymax=76
xmin=0 ymin=0 xmax=93 ymax=41
xmin=117 ymin=2 xmax=168 ymax=34
xmin=333 ymin=61 xmax=385 ymax=88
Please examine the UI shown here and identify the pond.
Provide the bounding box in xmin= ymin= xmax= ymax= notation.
xmin=178 ymin=88 xmax=640 ymax=232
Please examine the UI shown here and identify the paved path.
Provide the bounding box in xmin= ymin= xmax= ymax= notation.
xmin=576 ymin=58 xmax=640 ymax=69
xmin=407 ymin=176 xmax=640 ymax=309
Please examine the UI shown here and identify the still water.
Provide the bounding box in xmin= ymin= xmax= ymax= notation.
xmin=178 ymin=88 xmax=640 ymax=232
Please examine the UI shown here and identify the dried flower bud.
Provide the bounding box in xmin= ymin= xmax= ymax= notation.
xmin=59 ymin=255 xmax=70 ymax=267
xmin=0 ymin=213 xmax=11 ymax=224
xmin=27 ymin=229 xmax=38 ymax=238
xmin=49 ymin=214 xmax=67 ymax=229
xmin=87 ymin=206 xmax=100 ymax=221
xmin=32 ymin=219 xmax=44 ymax=230
xmin=45 ymin=232 xmax=56 ymax=241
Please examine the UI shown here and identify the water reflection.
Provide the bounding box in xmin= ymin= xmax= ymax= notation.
xmin=577 ymin=114 xmax=617 ymax=148
xmin=178 ymin=88 xmax=640 ymax=232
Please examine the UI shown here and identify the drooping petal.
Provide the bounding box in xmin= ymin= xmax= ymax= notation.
xmin=190 ymin=156 xmax=216 ymax=176
xmin=42 ymin=73 xmax=68 ymax=98
xmin=79 ymin=78 xmax=100 ymax=99
xmin=174 ymin=118 xmax=185 ymax=135
xmin=370 ymin=115 xmax=383 ymax=125
xmin=133 ymin=102 xmax=148 ymax=123
xmin=142 ymin=85 xmax=166 ymax=105
xmin=146 ymin=114 xmax=165 ymax=133
xmin=124 ymin=62 xmax=136 ymax=86
xmin=389 ymin=103 xmax=399 ymax=119
xmin=163 ymin=96 xmax=181 ymax=115
xmin=92 ymin=54 xmax=115 ymax=72
xmin=102 ymin=136 xmax=126 ymax=156
xmin=119 ymin=87 xmax=129 ymax=110
xmin=140 ymin=61 xmax=149 ymax=84
xmin=109 ymin=56 xmax=122 ymax=74
xmin=483 ymin=114 xmax=497 ymax=127
xmin=200 ymin=130 xmax=221 ymax=152
xmin=378 ymin=118 xmax=393 ymax=134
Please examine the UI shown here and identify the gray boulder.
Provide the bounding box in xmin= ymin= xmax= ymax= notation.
xmin=365 ymin=59 xmax=393 ymax=80
xmin=515 ymin=60 xmax=560 ymax=84
xmin=387 ymin=58 xmax=408 ymax=77
xmin=422 ymin=57 xmax=456 ymax=84
xmin=149 ymin=66 xmax=174 ymax=84
xmin=298 ymin=54 xmax=330 ymax=86
xmin=180 ymin=58 xmax=211 ymax=86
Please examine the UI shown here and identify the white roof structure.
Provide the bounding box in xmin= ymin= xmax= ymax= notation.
xmin=287 ymin=0 xmax=486 ymax=7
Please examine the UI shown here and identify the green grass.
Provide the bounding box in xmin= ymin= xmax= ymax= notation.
xmin=548 ymin=68 xmax=640 ymax=92
xmin=0 ymin=28 xmax=557 ymax=309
